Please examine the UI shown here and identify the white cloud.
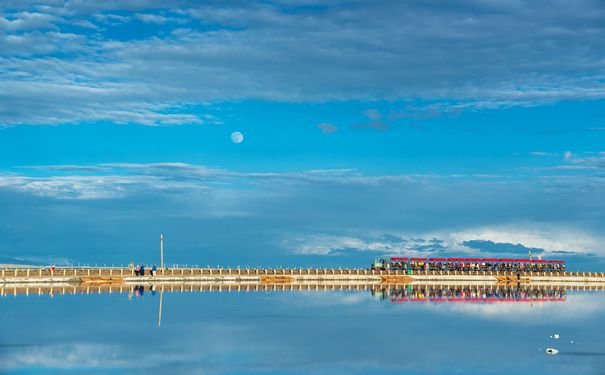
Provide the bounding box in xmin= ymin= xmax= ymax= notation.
xmin=448 ymin=225 xmax=601 ymax=254
xmin=561 ymin=151 xmax=605 ymax=169
xmin=530 ymin=152 xmax=558 ymax=157
xmin=0 ymin=12 xmax=60 ymax=31
xmin=286 ymin=235 xmax=397 ymax=255
xmin=1 ymin=163 xmax=406 ymax=200
xmin=0 ymin=66 xmax=208 ymax=126
xmin=135 ymin=13 xmax=171 ymax=24
xmin=0 ymin=174 xmax=211 ymax=200
xmin=284 ymin=224 xmax=604 ymax=257
xmin=0 ymin=165 xmax=355 ymax=199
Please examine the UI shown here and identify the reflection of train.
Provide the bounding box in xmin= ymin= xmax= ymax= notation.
xmin=372 ymin=285 xmax=567 ymax=303
xmin=371 ymin=257 xmax=566 ymax=273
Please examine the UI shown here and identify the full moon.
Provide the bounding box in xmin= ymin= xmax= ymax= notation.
xmin=230 ymin=131 xmax=244 ymax=144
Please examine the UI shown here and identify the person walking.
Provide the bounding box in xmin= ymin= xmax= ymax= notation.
xmin=152 ymin=264 xmax=157 ymax=276
xmin=140 ymin=264 xmax=145 ymax=276
xmin=135 ymin=265 xmax=140 ymax=276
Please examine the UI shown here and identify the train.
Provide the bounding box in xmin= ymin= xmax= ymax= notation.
xmin=371 ymin=257 xmax=566 ymax=273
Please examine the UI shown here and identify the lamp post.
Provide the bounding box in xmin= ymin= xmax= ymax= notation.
xmin=160 ymin=233 xmax=164 ymax=269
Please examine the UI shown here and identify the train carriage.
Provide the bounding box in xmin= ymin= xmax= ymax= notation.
xmin=370 ymin=257 xmax=565 ymax=273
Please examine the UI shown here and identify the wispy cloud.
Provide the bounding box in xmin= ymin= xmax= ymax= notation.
xmin=351 ymin=122 xmax=390 ymax=131
xmin=317 ymin=122 xmax=338 ymax=134
xmin=4 ymin=161 xmax=605 ymax=203
xmin=363 ymin=109 xmax=381 ymax=121
xmin=530 ymin=152 xmax=559 ymax=157
xmin=134 ymin=13 xmax=171 ymax=24
xmin=19 ymin=164 xmax=110 ymax=172
xmin=284 ymin=234 xmax=448 ymax=256
xmin=561 ymin=151 xmax=605 ymax=169
xmin=0 ymin=12 xmax=60 ymax=31
xmin=0 ymin=163 xmax=412 ymax=199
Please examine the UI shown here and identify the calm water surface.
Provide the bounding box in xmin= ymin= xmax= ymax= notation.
xmin=1 ymin=288 xmax=605 ymax=374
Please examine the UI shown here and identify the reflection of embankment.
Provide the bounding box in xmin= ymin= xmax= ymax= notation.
xmin=2 ymin=281 xmax=379 ymax=297
xmin=3 ymin=281 xmax=605 ymax=303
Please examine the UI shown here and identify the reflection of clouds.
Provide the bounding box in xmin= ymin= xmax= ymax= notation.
xmin=2 ymin=292 xmax=604 ymax=374
xmin=1 ymin=336 xmax=596 ymax=375
xmin=0 ymin=323 xmax=262 ymax=374
xmin=277 ymin=291 xmax=605 ymax=323
xmin=421 ymin=293 xmax=605 ymax=322
xmin=1 ymin=343 xmax=128 ymax=370
xmin=283 ymin=291 xmax=376 ymax=307
xmin=0 ymin=342 xmax=405 ymax=374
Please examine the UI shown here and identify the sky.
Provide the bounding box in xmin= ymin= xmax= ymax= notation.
xmin=1 ymin=0 xmax=605 ymax=268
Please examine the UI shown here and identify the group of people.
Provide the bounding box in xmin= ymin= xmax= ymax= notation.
xmin=129 ymin=262 xmax=158 ymax=276
xmin=379 ymin=260 xmax=566 ymax=273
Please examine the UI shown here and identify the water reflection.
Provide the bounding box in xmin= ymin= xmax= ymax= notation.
xmin=373 ymin=285 xmax=567 ymax=303
xmin=2 ymin=283 xmax=605 ymax=374
xmin=0 ymin=282 xmax=593 ymax=304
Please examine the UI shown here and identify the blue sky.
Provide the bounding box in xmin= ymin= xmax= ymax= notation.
xmin=1 ymin=0 xmax=605 ymax=268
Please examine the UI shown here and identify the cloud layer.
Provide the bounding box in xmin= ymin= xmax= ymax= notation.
xmin=1 ymin=0 xmax=605 ymax=125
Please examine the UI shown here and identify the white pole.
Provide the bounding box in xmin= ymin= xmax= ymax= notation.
xmin=157 ymin=289 xmax=163 ymax=328
xmin=160 ymin=233 xmax=164 ymax=268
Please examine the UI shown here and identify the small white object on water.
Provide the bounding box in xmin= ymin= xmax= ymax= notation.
xmin=553 ymin=334 xmax=560 ymax=339
xmin=570 ymin=340 xmax=574 ymax=344
xmin=546 ymin=348 xmax=559 ymax=355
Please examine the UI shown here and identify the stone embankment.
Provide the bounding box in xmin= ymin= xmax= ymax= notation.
xmin=1 ymin=267 xmax=605 ymax=285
